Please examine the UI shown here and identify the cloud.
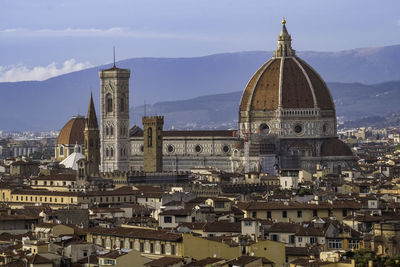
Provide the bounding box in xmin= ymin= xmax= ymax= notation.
xmin=0 ymin=59 xmax=93 ymax=82
xmin=0 ymin=27 xmax=213 ymax=41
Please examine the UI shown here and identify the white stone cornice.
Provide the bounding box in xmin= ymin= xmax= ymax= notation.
xmin=278 ymin=57 xmax=285 ymax=108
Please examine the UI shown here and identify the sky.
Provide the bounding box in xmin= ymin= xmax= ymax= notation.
xmin=0 ymin=0 xmax=400 ymax=82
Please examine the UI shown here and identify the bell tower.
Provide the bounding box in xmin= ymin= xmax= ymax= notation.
xmin=142 ymin=116 xmax=164 ymax=173
xmin=84 ymin=93 xmax=100 ymax=176
xmin=99 ymin=63 xmax=131 ymax=173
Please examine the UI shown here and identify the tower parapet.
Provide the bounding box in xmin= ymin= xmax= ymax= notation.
xmin=142 ymin=116 xmax=165 ymax=124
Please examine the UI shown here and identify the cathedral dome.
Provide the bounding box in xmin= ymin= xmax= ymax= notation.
xmin=239 ymin=23 xmax=334 ymax=112
xmin=238 ymin=21 xmax=337 ymax=140
xmin=57 ymin=116 xmax=85 ymax=145
xmin=239 ymin=57 xmax=334 ymax=111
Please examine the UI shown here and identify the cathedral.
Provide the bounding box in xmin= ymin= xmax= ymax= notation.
xmin=57 ymin=20 xmax=355 ymax=175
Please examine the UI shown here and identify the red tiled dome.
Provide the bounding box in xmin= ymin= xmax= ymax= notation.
xmin=239 ymin=22 xmax=334 ymax=113
xmin=239 ymin=57 xmax=334 ymax=112
xmin=57 ymin=116 xmax=85 ymax=145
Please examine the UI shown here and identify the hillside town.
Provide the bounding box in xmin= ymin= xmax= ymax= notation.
xmin=1 ymin=20 xmax=400 ymax=267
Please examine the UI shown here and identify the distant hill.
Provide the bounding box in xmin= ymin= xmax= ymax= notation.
xmin=1 ymin=45 xmax=400 ymax=131
xmin=133 ymin=81 xmax=400 ymax=130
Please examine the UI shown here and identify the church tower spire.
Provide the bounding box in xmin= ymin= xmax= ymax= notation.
xmin=86 ymin=92 xmax=99 ymax=129
xmin=274 ymin=18 xmax=296 ymax=57
xmin=84 ymin=92 xmax=100 ymax=176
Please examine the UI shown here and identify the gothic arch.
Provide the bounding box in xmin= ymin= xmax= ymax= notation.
xmin=106 ymin=93 xmax=113 ymax=113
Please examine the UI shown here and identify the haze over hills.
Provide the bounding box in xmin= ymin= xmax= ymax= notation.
xmin=1 ymin=44 xmax=400 ymax=131
xmin=133 ymin=81 xmax=400 ymax=130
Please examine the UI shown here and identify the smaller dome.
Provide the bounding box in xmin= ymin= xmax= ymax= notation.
xmin=57 ymin=116 xmax=85 ymax=145
xmin=321 ymin=139 xmax=353 ymax=157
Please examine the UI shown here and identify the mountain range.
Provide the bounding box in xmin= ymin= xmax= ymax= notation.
xmin=133 ymin=81 xmax=400 ymax=130
xmin=1 ymin=44 xmax=400 ymax=131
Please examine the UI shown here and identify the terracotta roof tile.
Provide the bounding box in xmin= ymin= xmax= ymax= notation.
xmin=100 ymin=250 xmax=126 ymax=259
xmin=57 ymin=116 xmax=85 ymax=145
xmin=86 ymin=227 xmax=182 ymax=242
xmin=321 ymin=139 xmax=354 ymax=157
xmin=225 ymin=256 xmax=261 ymax=266
xmin=239 ymin=56 xmax=335 ymax=112
xmin=26 ymin=254 xmax=53 ymax=264
xmin=33 ymin=174 xmax=76 ymax=181
xmin=145 ymin=257 xmax=183 ymax=267
xmin=281 ymin=58 xmax=314 ymax=108
xmin=297 ymin=58 xmax=334 ymax=110
xmin=249 ymin=59 xmax=281 ymax=111
xmin=203 ymin=222 xmax=241 ymax=233
xmin=0 ymin=214 xmax=40 ymax=221
xmin=244 ymin=200 xmax=361 ymax=211
xmin=239 ymin=60 xmax=274 ymax=112
xmin=268 ymin=222 xmax=302 ymax=233
xmin=183 ymin=257 xmax=224 ymax=267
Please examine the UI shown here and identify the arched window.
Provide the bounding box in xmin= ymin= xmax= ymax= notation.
xmin=105 ymin=148 xmax=109 ymax=157
xmin=106 ymin=127 xmax=109 ymax=136
xmin=120 ymin=98 xmax=125 ymax=112
xmin=59 ymin=146 xmax=64 ymax=156
xmin=110 ymin=126 xmax=114 ymax=136
xmin=106 ymin=93 xmax=113 ymax=113
xmin=110 ymin=148 xmax=114 ymax=157
xmin=148 ymin=128 xmax=153 ymax=147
